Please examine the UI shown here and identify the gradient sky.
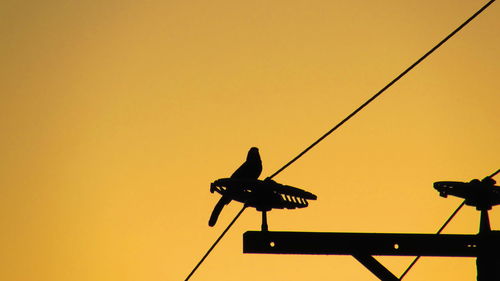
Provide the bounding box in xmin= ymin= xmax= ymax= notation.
xmin=1 ymin=0 xmax=498 ymax=280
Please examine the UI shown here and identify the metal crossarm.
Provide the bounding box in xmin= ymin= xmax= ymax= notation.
xmin=243 ymin=231 xmax=485 ymax=257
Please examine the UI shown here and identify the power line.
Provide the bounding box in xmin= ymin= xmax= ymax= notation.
xmin=488 ymin=169 xmax=500 ymax=179
xmin=185 ymin=205 xmax=247 ymax=281
xmin=399 ymin=200 xmax=466 ymax=280
xmin=268 ymin=0 xmax=497 ymax=180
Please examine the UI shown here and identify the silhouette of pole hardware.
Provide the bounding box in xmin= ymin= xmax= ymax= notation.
xmin=434 ymin=173 xmax=500 ymax=211
xmin=243 ymin=172 xmax=500 ymax=281
xmin=210 ymin=178 xmax=317 ymax=231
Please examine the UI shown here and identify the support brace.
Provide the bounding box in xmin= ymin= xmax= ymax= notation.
xmin=352 ymin=254 xmax=399 ymax=281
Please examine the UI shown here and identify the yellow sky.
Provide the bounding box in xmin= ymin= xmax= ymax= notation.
xmin=1 ymin=0 xmax=498 ymax=280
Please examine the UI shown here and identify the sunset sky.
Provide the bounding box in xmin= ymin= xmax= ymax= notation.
xmin=1 ymin=0 xmax=498 ymax=280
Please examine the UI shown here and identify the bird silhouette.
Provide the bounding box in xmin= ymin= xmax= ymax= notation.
xmin=209 ymin=147 xmax=262 ymax=226
xmin=230 ymin=147 xmax=262 ymax=179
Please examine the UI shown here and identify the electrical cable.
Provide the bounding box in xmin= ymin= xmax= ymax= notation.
xmin=184 ymin=205 xmax=247 ymax=281
xmin=268 ymin=0 xmax=496 ymax=180
xmin=398 ymin=200 xmax=466 ymax=280
xmin=488 ymin=169 xmax=500 ymax=179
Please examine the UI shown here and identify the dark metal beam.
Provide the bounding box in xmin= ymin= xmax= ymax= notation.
xmin=244 ymin=231 xmax=484 ymax=257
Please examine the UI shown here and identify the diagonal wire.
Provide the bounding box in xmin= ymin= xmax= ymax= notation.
xmin=487 ymin=169 xmax=500 ymax=179
xmin=400 ymin=168 xmax=499 ymax=279
xmin=185 ymin=205 xmax=247 ymax=281
xmin=268 ymin=0 xmax=497 ymax=180
xmin=398 ymin=200 xmax=466 ymax=280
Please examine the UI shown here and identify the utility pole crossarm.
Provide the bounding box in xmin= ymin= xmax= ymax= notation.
xmin=243 ymin=231 xmax=500 ymax=257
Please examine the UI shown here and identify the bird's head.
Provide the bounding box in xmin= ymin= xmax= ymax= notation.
xmin=247 ymin=147 xmax=260 ymax=161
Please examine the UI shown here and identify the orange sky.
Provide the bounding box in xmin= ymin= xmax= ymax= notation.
xmin=1 ymin=0 xmax=498 ymax=280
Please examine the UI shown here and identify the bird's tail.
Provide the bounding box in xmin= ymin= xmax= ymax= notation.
xmin=208 ymin=196 xmax=232 ymax=227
